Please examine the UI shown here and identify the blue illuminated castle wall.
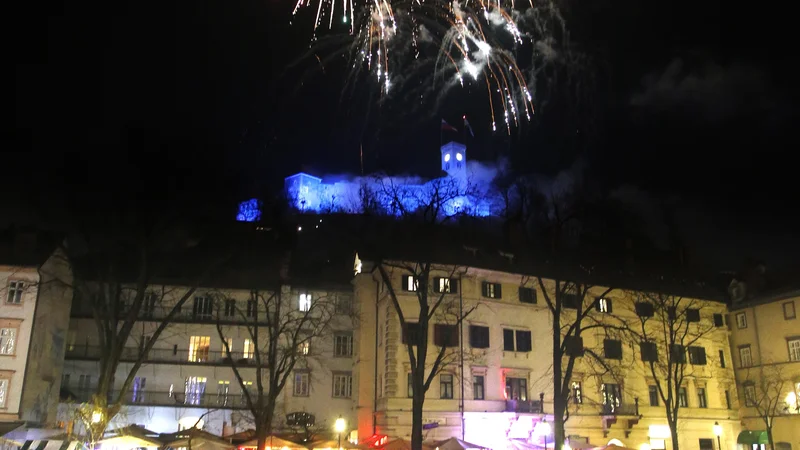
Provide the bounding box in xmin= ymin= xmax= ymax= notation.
xmin=238 ymin=141 xmax=508 ymax=221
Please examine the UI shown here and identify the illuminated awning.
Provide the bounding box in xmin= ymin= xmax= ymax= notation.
xmin=18 ymin=440 xmax=87 ymax=450
xmin=736 ymin=431 xmax=769 ymax=445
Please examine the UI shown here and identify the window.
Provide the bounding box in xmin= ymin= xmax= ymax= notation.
xmin=185 ymin=376 xmax=207 ymax=405
xmin=601 ymin=384 xmax=621 ymax=412
xmin=217 ymin=380 xmax=230 ymax=405
xmin=440 ymin=374 xmax=454 ymax=399
xmin=686 ymin=308 xmax=700 ymax=322
xmin=505 ymin=377 xmax=527 ymax=401
xmin=334 ymin=334 xmax=353 ymax=357
xmin=224 ymin=299 xmax=236 ymax=316
xmin=571 ymin=381 xmax=582 ymax=404
xmin=299 ymin=341 xmax=310 ymax=355
xmin=562 ymin=292 xmax=580 ymax=309
xmin=640 ymin=341 xmax=658 ymax=362
xmin=469 ymin=325 xmax=490 ymax=348
xmin=332 ymin=373 xmax=353 ymax=398
xmin=0 ymin=328 xmax=17 ymax=355
xmin=739 ymin=346 xmax=753 ymax=368
xmin=473 ymin=375 xmax=485 ymax=400
xmin=698 ymin=439 xmax=714 ymax=450
xmin=192 ymin=296 xmax=212 ymax=319
xmin=784 ymin=301 xmax=797 ymax=320
xmin=678 ymin=387 xmax=688 ymax=407
xmin=788 ymin=338 xmax=800 ymax=362
xmin=335 ymin=296 xmax=353 ymax=314
xmin=688 ymin=346 xmax=707 ymax=365
xmin=725 ymin=390 xmax=731 ymax=409
xmin=78 ymin=374 xmax=92 ymax=391
xmin=246 ymin=298 xmax=257 ymax=317
xmin=713 ymin=313 xmax=724 ymax=327
xmin=434 ymin=324 xmax=459 ymax=347
xmin=132 ymin=377 xmax=147 ymax=403
xmin=736 ymin=312 xmax=747 ymax=329
xmin=221 ymin=338 xmax=233 ymax=354
xmin=503 ymin=329 xmax=531 ymax=352
xmin=635 ymin=302 xmax=654 ymax=317
xmin=299 ymin=293 xmax=312 ymax=312
xmin=697 ymin=387 xmax=707 ymax=408
xmin=0 ymin=378 xmax=8 ymax=408
xmin=407 ymin=373 xmax=413 ymax=398
xmin=434 ymin=277 xmax=458 ymax=294
xmin=402 ymin=275 xmax=418 ymax=292
xmin=648 ymin=385 xmax=659 ymax=406
xmin=188 ymin=336 xmax=210 ymax=362
xmin=403 ymin=322 xmax=424 ymax=346
xmin=596 ymin=297 xmax=612 ymax=313
xmin=670 ymin=344 xmax=686 ymax=364
xmin=744 ymin=384 xmax=756 ymax=406
xmin=143 ymin=292 xmax=158 ymax=318
xmin=6 ymin=281 xmax=23 ymax=304
xmin=519 ymin=287 xmax=536 ymax=304
xmin=604 ymin=339 xmax=623 ymax=360
xmin=243 ymin=339 xmax=254 ymax=359
xmin=719 ymin=350 xmax=726 ymax=368
xmin=293 ymin=372 xmax=310 ymax=396
xmin=481 ymin=282 xmax=502 ymax=299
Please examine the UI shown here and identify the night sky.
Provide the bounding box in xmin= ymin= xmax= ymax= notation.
xmin=11 ymin=0 xmax=798 ymax=266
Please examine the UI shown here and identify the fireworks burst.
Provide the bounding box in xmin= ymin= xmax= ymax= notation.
xmin=293 ymin=0 xmax=543 ymax=132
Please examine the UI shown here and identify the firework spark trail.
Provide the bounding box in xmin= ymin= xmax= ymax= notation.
xmin=295 ymin=0 xmax=540 ymax=130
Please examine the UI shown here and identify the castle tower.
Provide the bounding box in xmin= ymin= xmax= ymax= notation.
xmin=440 ymin=141 xmax=467 ymax=179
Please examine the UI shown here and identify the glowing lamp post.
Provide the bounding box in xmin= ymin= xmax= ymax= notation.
xmin=538 ymin=419 xmax=551 ymax=450
xmin=335 ymin=416 xmax=347 ymax=450
xmin=713 ymin=422 xmax=723 ymax=450
xmin=91 ymin=410 xmax=103 ymax=424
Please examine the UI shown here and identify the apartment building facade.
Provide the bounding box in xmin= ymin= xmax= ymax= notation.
xmin=728 ymin=280 xmax=800 ymax=448
xmin=60 ymin=282 xmax=358 ymax=437
xmin=354 ymin=253 xmax=741 ymax=450
xmin=1 ymin=231 xmax=73 ymax=426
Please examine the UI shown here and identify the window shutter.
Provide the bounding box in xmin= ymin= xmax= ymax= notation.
xmin=606 ymin=299 xmax=613 ymax=314
xmin=433 ymin=277 xmax=442 ymax=293
xmin=402 ymin=275 xmax=410 ymax=291
xmin=450 ymin=279 xmax=458 ymax=294
xmin=481 ymin=282 xmax=489 ymax=297
xmin=495 ymin=284 xmax=502 ymax=298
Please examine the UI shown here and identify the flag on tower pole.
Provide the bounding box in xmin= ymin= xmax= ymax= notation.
xmin=441 ymin=119 xmax=458 ymax=147
xmin=463 ymin=115 xmax=474 ymax=137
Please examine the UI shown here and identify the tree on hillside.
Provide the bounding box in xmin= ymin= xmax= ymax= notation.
xmin=371 ymin=177 xmax=480 ymax=450
xmin=740 ymin=361 xmax=799 ymax=450
xmin=214 ymin=253 xmax=342 ymax=450
xmin=620 ymin=291 xmax=719 ymax=450
xmin=59 ymin=224 xmax=231 ymax=444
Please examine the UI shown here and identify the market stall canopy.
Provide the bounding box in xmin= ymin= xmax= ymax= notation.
xmin=426 ymin=437 xmax=484 ymax=450
xmin=160 ymin=429 xmax=234 ymax=450
xmin=589 ymin=445 xmax=637 ymax=450
xmin=376 ymin=439 xmax=435 ymax=450
xmin=240 ymin=436 xmax=306 ymax=450
xmin=99 ymin=427 xmax=163 ymax=450
xmin=308 ymin=439 xmax=370 ymax=450
xmin=737 ymin=431 xmax=769 ymax=445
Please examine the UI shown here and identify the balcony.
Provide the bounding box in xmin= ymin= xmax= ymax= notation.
xmin=61 ymin=387 xmax=253 ymax=410
xmin=505 ymin=399 xmax=543 ymax=414
xmin=65 ymin=345 xmax=261 ymax=366
xmin=70 ymin=305 xmax=271 ymax=325
xmin=599 ymin=402 xmax=639 ymax=416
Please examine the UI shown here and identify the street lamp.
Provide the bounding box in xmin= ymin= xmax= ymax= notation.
xmin=713 ymin=422 xmax=723 ymax=450
xmin=335 ymin=416 xmax=347 ymax=449
xmin=539 ymin=419 xmax=551 ymax=450
xmin=91 ymin=410 xmax=103 ymax=424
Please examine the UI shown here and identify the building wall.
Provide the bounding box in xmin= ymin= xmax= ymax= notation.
xmin=355 ymin=262 xmax=741 ymax=450
xmin=59 ymin=283 xmax=358 ymax=437
xmin=19 ymin=248 xmax=74 ymax=425
xmin=729 ymin=295 xmax=800 ymax=447
xmin=0 ymin=265 xmax=40 ymax=422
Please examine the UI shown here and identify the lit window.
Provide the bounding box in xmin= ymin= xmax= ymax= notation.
xmin=243 ymin=339 xmax=254 ymax=359
xmin=299 ymin=293 xmax=312 ymax=312
xmin=444 ymin=153 xmax=451 ymax=162
xmin=6 ymin=281 xmax=23 ymax=304
xmin=0 ymin=378 xmax=8 ymax=408
xmin=456 ymin=152 xmax=463 ymax=161
xmin=0 ymin=328 xmax=17 ymax=355
xmin=332 ymin=373 xmax=353 ymax=398
xmin=299 ymin=341 xmax=310 ymax=355
xmin=402 ymin=275 xmax=418 ymax=292
xmin=217 ymin=380 xmax=230 ymax=405
xmin=188 ymin=336 xmax=210 ymax=362
xmin=571 ymin=381 xmax=583 ymax=404
xmin=293 ymin=372 xmax=310 ymax=396
xmin=597 ymin=297 xmax=611 ymax=313
xmin=788 ymin=339 xmax=800 ymax=362
xmin=184 ymin=376 xmax=207 ymax=405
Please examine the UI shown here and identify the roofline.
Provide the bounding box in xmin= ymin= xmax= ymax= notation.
xmin=730 ymin=288 xmax=800 ymax=310
xmin=285 ymin=172 xmax=323 ymax=182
